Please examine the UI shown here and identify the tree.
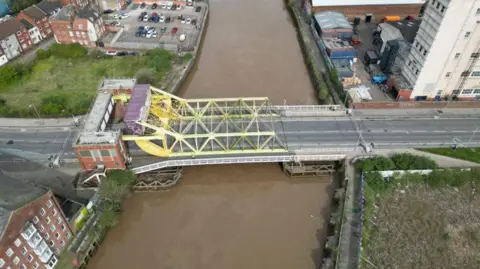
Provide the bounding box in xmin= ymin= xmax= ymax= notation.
xmin=36 ymin=49 xmax=51 ymax=60
xmin=360 ymin=156 xmax=396 ymax=171
xmin=0 ymin=65 xmax=18 ymax=87
xmin=135 ymin=68 xmax=156 ymax=84
xmin=6 ymin=0 xmax=40 ymax=13
xmin=391 ymin=153 xmax=437 ymax=170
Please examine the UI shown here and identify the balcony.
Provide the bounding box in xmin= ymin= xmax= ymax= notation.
xmin=21 ymin=222 xmax=37 ymax=240
xmin=26 ymin=231 xmax=43 ymax=248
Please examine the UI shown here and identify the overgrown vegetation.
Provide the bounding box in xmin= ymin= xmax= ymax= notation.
xmin=6 ymin=0 xmax=41 ymax=13
xmin=358 ymin=155 xmax=480 ymax=269
xmin=97 ymin=170 xmax=136 ymax=228
xmin=419 ymin=147 xmax=480 ymax=164
xmin=327 ymin=69 xmax=346 ymax=105
xmin=0 ymin=44 xmax=175 ymax=117
xmin=288 ymin=3 xmax=331 ymax=104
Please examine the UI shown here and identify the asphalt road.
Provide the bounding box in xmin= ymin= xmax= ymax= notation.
xmin=1 ymin=114 xmax=480 ymax=164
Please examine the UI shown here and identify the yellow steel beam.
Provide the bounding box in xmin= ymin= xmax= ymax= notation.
xmin=122 ymin=135 xmax=163 ymax=141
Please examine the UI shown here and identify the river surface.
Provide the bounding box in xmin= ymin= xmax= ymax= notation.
xmin=88 ymin=164 xmax=332 ymax=269
xmin=177 ymin=0 xmax=316 ymax=104
xmin=89 ymin=0 xmax=329 ymax=268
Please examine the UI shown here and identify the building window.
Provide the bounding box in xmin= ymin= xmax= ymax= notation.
xmin=78 ymin=24 xmax=83 ymax=30
xmin=415 ymin=70 xmax=419 ymax=75
xmin=445 ymin=72 xmax=451 ymax=78
xmin=55 ymin=232 xmax=60 ymax=239
xmin=27 ymin=255 xmax=33 ymax=262
xmin=454 ymin=53 xmax=461 ymax=59
xmin=40 ymin=225 xmax=45 ymax=232
xmin=6 ymin=248 xmax=13 ymax=257
xmin=66 ymin=232 xmax=71 ymax=239
xmin=14 ymin=238 xmax=21 ymax=247
xmin=471 ymin=71 xmax=480 ymax=76
xmin=462 ymin=71 xmax=471 ymax=77
xmin=47 ymin=199 xmax=53 ymax=208
xmin=16 ymin=31 xmax=20 ymax=36
xmin=52 ymin=209 xmax=57 ymax=216
xmin=57 ymin=217 xmax=62 ymax=224
xmin=34 ymin=262 xmax=39 ymax=269
xmin=20 ymin=264 xmax=26 ymax=269
xmin=110 ymin=149 xmax=117 ymax=156
xmin=462 ymin=89 xmax=473 ymax=94
xmin=50 ymin=225 xmax=56 ymax=232
xmin=13 ymin=257 xmax=19 ymax=265
xmin=474 ymin=89 xmax=480 ymax=94
xmin=477 ymin=8 xmax=480 ymax=15
xmin=423 ymin=50 xmax=427 ymax=56
xmin=472 ymin=53 xmax=480 ymax=58
xmin=46 ymin=216 xmax=51 ymax=223
xmin=452 ymin=90 xmax=461 ymax=95
xmin=40 ymin=208 xmax=46 ymax=216
xmin=39 ymin=26 xmax=42 ymax=30
xmin=440 ymin=6 xmax=445 ymax=13
xmin=408 ymin=60 xmax=412 ymax=66
xmin=21 ymin=247 xmax=27 ymax=255
xmin=60 ymin=240 xmax=65 ymax=246
xmin=78 ymin=150 xmax=91 ymax=157
xmin=47 ymin=256 xmax=58 ymax=268
xmin=49 ymin=240 xmax=55 ymax=247
xmin=61 ymin=224 xmax=66 ymax=231
xmin=45 ymin=233 xmax=50 ymax=240
xmin=0 ymin=259 xmax=4 ymax=267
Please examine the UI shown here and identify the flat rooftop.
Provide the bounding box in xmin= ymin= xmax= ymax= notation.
xmin=322 ymin=37 xmax=354 ymax=49
xmin=312 ymin=0 xmax=425 ymax=6
xmin=99 ymin=78 xmax=137 ymax=91
xmin=83 ymin=91 xmax=112 ymax=133
xmin=75 ymin=130 xmax=121 ymax=145
xmin=314 ymin=11 xmax=352 ymax=30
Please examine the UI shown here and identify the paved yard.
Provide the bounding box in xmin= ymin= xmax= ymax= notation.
xmin=102 ymin=2 xmax=207 ymax=50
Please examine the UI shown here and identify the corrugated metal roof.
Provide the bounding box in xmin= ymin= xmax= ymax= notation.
xmin=124 ymin=84 xmax=150 ymax=122
xmin=314 ymin=11 xmax=352 ymax=30
xmin=312 ymin=0 xmax=425 ymax=7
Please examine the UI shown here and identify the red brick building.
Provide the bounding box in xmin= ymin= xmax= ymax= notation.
xmin=307 ymin=0 xmax=425 ymax=21
xmin=17 ymin=6 xmax=54 ymax=39
xmin=0 ymin=175 xmax=74 ymax=269
xmin=50 ymin=5 xmax=105 ymax=47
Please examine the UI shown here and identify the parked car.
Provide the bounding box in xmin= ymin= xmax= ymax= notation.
xmin=186 ymin=0 xmax=193 ymax=6
xmin=171 ymin=4 xmax=177 ymax=10
xmin=151 ymin=32 xmax=158 ymax=38
xmin=144 ymin=26 xmax=152 ymax=31
xmin=137 ymin=15 xmax=143 ymax=22
xmin=105 ymin=50 xmax=117 ymax=56
xmin=141 ymin=31 xmax=147 ymax=37
xmin=167 ymin=3 xmax=173 ymax=9
xmin=161 ymin=27 xmax=167 ymax=33
xmin=180 ymin=18 xmax=186 ymax=24
xmin=195 ymin=6 xmax=201 ymax=12
xmin=161 ymin=3 xmax=167 ymax=9
xmin=140 ymin=2 xmax=146 ymax=8
xmin=146 ymin=31 xmax=154 ymax=38
xmin=110 ymin=21 xmax=121 ymax=26
xmin=186 ymin=18 xmax=191 ymax=24
xmin=143 ymin=14 xmax=149 ymax=21
xmin=152 ymin=3 xmax=157 ymax=9
xmin=120 ymin=13 xmax=130 ymax=19
xmin=159 ymin=16 xmax=165 ymax=23
xmin=141 ymin=11 xmax=147 ymax=16
xmin=191 ymin=19 xmax=197 ymax=25
xmin=128 ymin=51 xmax=139 ymax=55
xmin=153 ymin=16 xmax=160 ymax=23
xmin=152 ymin=12 xmax=158 ymax=17
xmin=147 ymin=27 xmax=156 ymax=33
xmin=165 ymin=16 xmax=171 ymax=23
xmin=116 ymin=51 xmax=128 ymax=56
xmin=103 ymin=9 xmax=114 ymax=14
xmin=171 ymin=27 xmax=178 ymax=34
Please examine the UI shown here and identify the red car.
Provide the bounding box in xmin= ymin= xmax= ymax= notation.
xmin=152 ymin=12 xmax=158 ymax=17
xmin=171 ymin=27 xmax=178 ymax=34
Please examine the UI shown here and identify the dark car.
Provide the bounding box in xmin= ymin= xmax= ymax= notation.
xmin=140 ymin=2 xmax=146 ymax=8
xmin=148 ymin=16 xmax=155 ymax=22
xmin=153 ymin=16 xmax=160 ymax=23
xmin=191 ymin=19 xmax=197 ymax=25
xmin=103 ymin=9 xmax=114 ymax=14
xmin=160 ymin=27 xmax=167 ymax=33
xmin=137 ymin=15 xmax=143 ymax=22
xmin=135 ymin=31 xmax=142 ymax=37
xmin=141 ymin=11 xmax=147 ymax=16
xmin=171 ymin=4 xmax=177 ymax=10
xmin=165 ymin=16 xmax=171 ymax=23
xmin=141 ymin=30 xmax=147 ymax=37
xmin=128 ymin=51 xmax=139 ymax=56
xmin=195 ymin=6 xmax=201 ymax=12
xmin=138 ymin=26 xmax=145 ymax=31
xmin=116 ymin=51 xmax=128 ymax=56
xmin=152 ymin=3 xmax=157 ymax=9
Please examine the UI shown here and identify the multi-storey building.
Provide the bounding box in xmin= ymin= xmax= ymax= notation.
xmin=51 ymin=5 xmax=105 ymax=47
xmin=0 ymin=46 xmax=7 ymax=66
xmin=19 ymin=19 xmax=43 ymax=45
xmin=0 ymin=19 xmax=31 ymax=60
xmin=36 ymin=0 xmax=64 ymax=18
xmin=0 ymin=175 xmax=74 ymax=269
xmin=401 ymin=0 xmax=480 ymax=101
xmin=17 ymin=5 xmax=54 ymax=39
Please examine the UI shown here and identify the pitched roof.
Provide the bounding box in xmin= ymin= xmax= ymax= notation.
xmin=0 ymin=174 xmax=47 ymax=239
xmin=23 ymin=5 xmax=48 ymax=20
xmin=20 ymin=19 xmax=35 ymax=30
xmin=0 ymin=19 xmax=25 ymax=40
xmin=51 ymin=4 xmax=75 ymax=21
xmin=36 ymin=0 xmax=63 ymax=16
xmin=387 ymin=20 xmax=421 ymax=44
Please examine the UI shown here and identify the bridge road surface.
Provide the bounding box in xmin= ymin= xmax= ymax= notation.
xmin=1 ymin=114 xmax=480 ymax=163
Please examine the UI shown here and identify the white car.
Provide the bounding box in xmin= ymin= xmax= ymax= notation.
xmin=120 ymin=13 xmax=130 ymax=19
xmin=151 ymin=32 xmax=158 ymax=38
xmin=167 ymin=3 xmax=173 ymax=9
xmin=146 ymin=31 xmax=153 ymax=38
xmin=161 ymin=4 xmax=167 ymax=9
xmin=186 ymin=18 xmax=191 ymax=24
xmin=143 ymin=14 xmax=149 ymax=21
xmin=144 ymin=26 xmax=152 ymax=31
xmin=180 ymin=18 xmax=186 ymax=24
xmin=159 ymin=16 xmax=165 ymax=23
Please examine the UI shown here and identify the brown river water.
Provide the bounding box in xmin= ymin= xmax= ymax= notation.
xmin=88 ymin=0 xmax=329 ymax=268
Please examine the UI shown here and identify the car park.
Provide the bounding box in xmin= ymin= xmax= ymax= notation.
xmin=152 ymin=3 xmax=157 ymax=9
xmin=105 ymin=50 xmax=117 ymax=56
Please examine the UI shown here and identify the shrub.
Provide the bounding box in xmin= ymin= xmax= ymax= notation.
xmin=135 ymin=68 xmax=156 ymax=84
xmin=391 ymin=153 xmax=438 ymax=170
xmin=36 ymin=48 xmax=51 ymax=60
xmin=359 ymin=156 xmax=396 ymax=171
xmin=89 ymin=49 xmax=105 ymax=59
xmin=50 ymin=43 xmax=87 ymax=58
xmin=40 ymin=94 xmax=68 ymax=115
xmin=0 ymin=65 xmax=19 ymax=88
xmin=12 ymin=62 xmax=33 ymax=77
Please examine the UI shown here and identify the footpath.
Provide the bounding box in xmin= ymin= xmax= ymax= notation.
xmin=0 ymin=117 xmax=83 ymax=128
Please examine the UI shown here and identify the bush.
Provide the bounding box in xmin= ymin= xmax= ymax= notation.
xmin=359 ymin=156 xmax=396 ymax=171
xmin=391 ymin=153 xmax=438 ymax=170
xmin=12 ymin=62 xmax=33 ymax=77
xmin=49 ymin=43 xmax=87 ymax=58
xmin=135 ymin=68 xmax=156 ymax=84
xmin=36 ymin=48 xmax=51 ymax=60
xmin=40 ymin=94 xmax=68 ymax=115
xmin=89 ymin=49 xmax=105 ymax=59
xmin=0 ymin=65 xmax=19 ymax=88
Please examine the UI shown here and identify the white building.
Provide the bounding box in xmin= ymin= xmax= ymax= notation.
xmin=402 ymin=0 xmax=480 ymax=101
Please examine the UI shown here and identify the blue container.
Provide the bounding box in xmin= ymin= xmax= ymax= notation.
xmin=371 ymin=75 xmax=387 ymax=84
xmin=329 ymin=49 xmax=356 ymax=59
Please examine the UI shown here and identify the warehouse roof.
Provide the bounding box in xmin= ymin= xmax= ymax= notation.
xmin=314 ymin=11 xmax=352 ymax=30
xmin=312 ymin=0 xmax=425 ymax=6
xmin=387 ymin=20 xmax=421 ymax=43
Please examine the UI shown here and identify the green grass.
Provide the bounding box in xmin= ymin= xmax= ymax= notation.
xmin=419 ymin=147 xmax=480 ymax=163
xmin=0 ymin=50 xmax=175 ymax=115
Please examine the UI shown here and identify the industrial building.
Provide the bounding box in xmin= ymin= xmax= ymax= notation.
xmin=306 ymin=0 xmax=425 ymax=21
xmin=398 ymin=0 xmax=480 ymax=101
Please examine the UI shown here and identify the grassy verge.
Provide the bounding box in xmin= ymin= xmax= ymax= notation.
xmin=419 ymin=147 xmax=480 ymax=163
xmin=0 ymin=45 xmax=188 ymax=117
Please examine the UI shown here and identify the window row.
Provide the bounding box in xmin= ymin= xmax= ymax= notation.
xmin=452 ymin=89 xmax=480 ymax=95
xmin=431 ymin=0 xmax=446 ymax=13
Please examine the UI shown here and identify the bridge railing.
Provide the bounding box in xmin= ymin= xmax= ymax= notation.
xmin=273 ymin=105 xmax=344 ymax=111
xmin=131 ymin=154 xmax=346 ymax=174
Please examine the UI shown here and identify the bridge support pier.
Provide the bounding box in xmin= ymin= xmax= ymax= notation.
xmin=132 ymin=167 xmax=183 ymax=192
xmin=281 ymin=161 xmax=337 ymax=177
